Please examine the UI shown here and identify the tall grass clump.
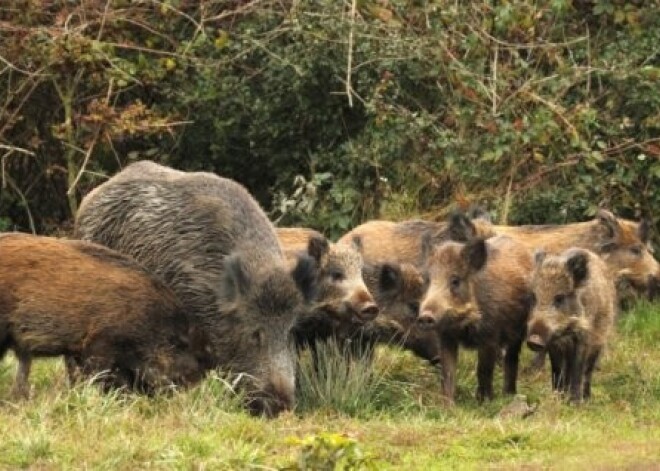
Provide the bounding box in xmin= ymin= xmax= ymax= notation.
xmin=295 ymin=340 xmax=416 ymax=416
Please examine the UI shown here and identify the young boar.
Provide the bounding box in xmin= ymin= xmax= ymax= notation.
xmin=495 ymin=209 xmax=659 ymax=372
xmin=336 ymin=214 xmax=496 ymax=267
xmin=277 ymin=228 xmax=379 ymax=323
xmin=353 ymin=262 xmax=439 ymax=365
xmin=526 ymin=249 xmax=616 ymax=402
xmin=0 ymin=234 xmax=204 ymax=398
xmin=75 ymin=161 xmax=317 ymax=417
xmin=417 ymin=236 xmax=534 ymax=403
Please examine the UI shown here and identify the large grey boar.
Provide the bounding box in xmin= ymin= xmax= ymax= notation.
xmin=74 ymin=161 xmax=317 ymax=417
xmin=417 ymin=236 xmax=534 ymax=403
xmin=0 ymin=233 xmax=204 ymax=398
xmin=526 ymin=249 xmax=616 ymax=402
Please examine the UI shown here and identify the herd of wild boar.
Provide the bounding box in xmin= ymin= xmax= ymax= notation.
xmin=1 ymin=161 xmax=658 ymax=415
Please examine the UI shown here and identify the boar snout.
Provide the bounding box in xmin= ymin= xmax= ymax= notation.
xmin=349 ymin=289 xmax=380 ymax=322
xmin=526 ymin=334 xmax=546 ymax=352
xmin=247 ymin=374 xmax=295 ymax=418
xmin=417 ymin=310 xmax=438 ymax=328
xmin=359 ymin=302 xmax=380 ymax=321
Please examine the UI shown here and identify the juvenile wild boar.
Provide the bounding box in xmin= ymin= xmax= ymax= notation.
xmin=337 ymin=214 xmax=496 ymax=266
xmin=526 ymin=249 xmax=616 ymax=402
xmin=494 ymin=209 xmax=659 ymax=372
xmin=355 ymin=262 xmax=440 ymax=365
xmin=75 ymin=161 xmax=317 ymax=417
xmin=277 ymin=228 xmax=379 ymax=323
xmin=0 ymin=234 xmax=204 ymax=398
xmin=417 ymin=235 xmax=534 ymax=403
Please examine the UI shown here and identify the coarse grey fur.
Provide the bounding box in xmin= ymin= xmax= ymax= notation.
xmin=74 ymin=161 xmax=316 ymax=417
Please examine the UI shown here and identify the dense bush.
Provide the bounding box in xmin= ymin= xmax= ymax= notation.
xmin=1 ymin=1 xmax=659 ymax=242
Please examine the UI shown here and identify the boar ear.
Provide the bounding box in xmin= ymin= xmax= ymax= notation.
xmin=448 ymin=211 xmax=478 ymax=242
xmin=468 ymin=206 xmax=492 ymax=223
xmin=638 ymin=219 xmax=650 ymax=244
xmin=566 ymin=251 xmax=589 ymax=288
xmin=379 ymin=263 xmax=402 ymax=293
xmin=223 ymin=254 xmax=251 ymax=300
xmin=596 ymin=209 xmax=620 ymax=240
xmin=463 ymin=238 xmax=487 ymax=272
xmin=307 ymin=234 xmax=330 ymax=265
xmin=534 ymin=250 xmax=547 ymax=266
xmin=291 ymin=254 xmax=318 ymax=303
xmin=351 ymin=235 xmax=364 ymax=253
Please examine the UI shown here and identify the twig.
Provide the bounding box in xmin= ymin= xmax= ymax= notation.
xmin=0 ymin=144 xmax=35 ymax=156
xmin=491 ymin=43 xmax=498 ymax=116
xmin=2 ymin=173 xmax=36 ymax=234
xmin=345 ymin=0 xmax=357 ymax=108
xmin=67 ymin=127 xmax=100 ymax=197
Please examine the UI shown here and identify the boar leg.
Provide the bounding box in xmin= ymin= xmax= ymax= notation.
xmin=11 ymin=351 xmax=32 ymax=399
xmin=548 ymin=346 xmax=564 ymax=391
xmin=476 ymin=345 xmax=497 ymax=402
xmin=567 ymin=341 xmax=586 ymax=403
xmin=439 ymin=339 xmax=459 ymax=403
xmin=503 ymin=340 xmax=523 ymax=395
xmin=65 ymin=355 xmax=84 ymax=385
xmin=583 ymin=348 xmax=601 ymax=400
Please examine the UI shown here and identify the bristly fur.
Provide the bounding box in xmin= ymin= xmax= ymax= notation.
xmin=527 ymin=248 xmax=616 ymax=401
xmin=75 ymin=160 xmax=315 ymax=417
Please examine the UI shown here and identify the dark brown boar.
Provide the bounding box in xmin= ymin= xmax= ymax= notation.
xmin=493 ymin=209 xmax=659 ymax=298
xmin=336 ymin=214 xmax=496 ymax=266
xmin=74 ymin=161 xmax=317 ymax=417
xmin=277 ymin=228 xmax=379 ymax=323
xmin=353 ymin=262 xmax=440 ymax=365
xmin=0 ymin=233 xmax=204 ymax=398
xmin=526 ymin=248 xmax=616 ymax=402
xmin=417 ymin=236 xmax=534 ymax=403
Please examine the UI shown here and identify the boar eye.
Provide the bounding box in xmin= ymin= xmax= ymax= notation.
xmin=553 ymin=294 xmax=566 ymax=307
xmin=252 ymin=329 xmax=265 ymax=347
xmin=327 ymin=269 xmax=345 ymax=282
xmin=408 ymin=302 xmax=420 ymax=315
xmin=630 ymin=245 xmax=643 ymax=256
xmin=449 ymin=276 xmax=461 ymax=290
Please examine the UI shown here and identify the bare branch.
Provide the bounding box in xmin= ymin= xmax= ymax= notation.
xmin=345 ymin=0 xmax=357 ymax=108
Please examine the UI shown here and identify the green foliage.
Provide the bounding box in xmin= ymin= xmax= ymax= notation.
xmin=285 ymin=432 xmax=378 ymax=471
xmin=1 ymin=1 xmax=659 ymax=240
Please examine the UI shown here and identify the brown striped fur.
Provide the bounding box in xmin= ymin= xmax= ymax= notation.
xmin=418 ymin=236 xmax=534 ymax=403
xmin=526 ymin=248 xmax=616 ymax=402
xmin=0 ymin=233 xmax=204 ymax=398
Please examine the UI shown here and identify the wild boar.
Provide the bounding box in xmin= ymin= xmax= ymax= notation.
xmin=336 ymin=214 xmax=496 ymax=267
xmin=417 ymin=236 xmax=534 ymax=403
xmin=277 ymin=228 xmax=379 ymax=323
xmin=526 ymin=248 xmax=616 ymax=402
xmin=0 ymin=233 xmax=204 ymax=398
xmin=354 ymin=261 xmax=439 ymax=365
xmin=74 ymin=161 xmax=317 ymax=417
xmin=494 ymin=209 xmax=659 ymax=372
xmin=493 ymin=209 xmax=659 ymax=298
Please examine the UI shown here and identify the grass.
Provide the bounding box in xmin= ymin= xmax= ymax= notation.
xmin=0 ymin=302 xmax=659 ymax=470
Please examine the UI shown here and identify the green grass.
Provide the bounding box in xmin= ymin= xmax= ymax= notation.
xmin=0 ymin=302 xmax=659 ymax=469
